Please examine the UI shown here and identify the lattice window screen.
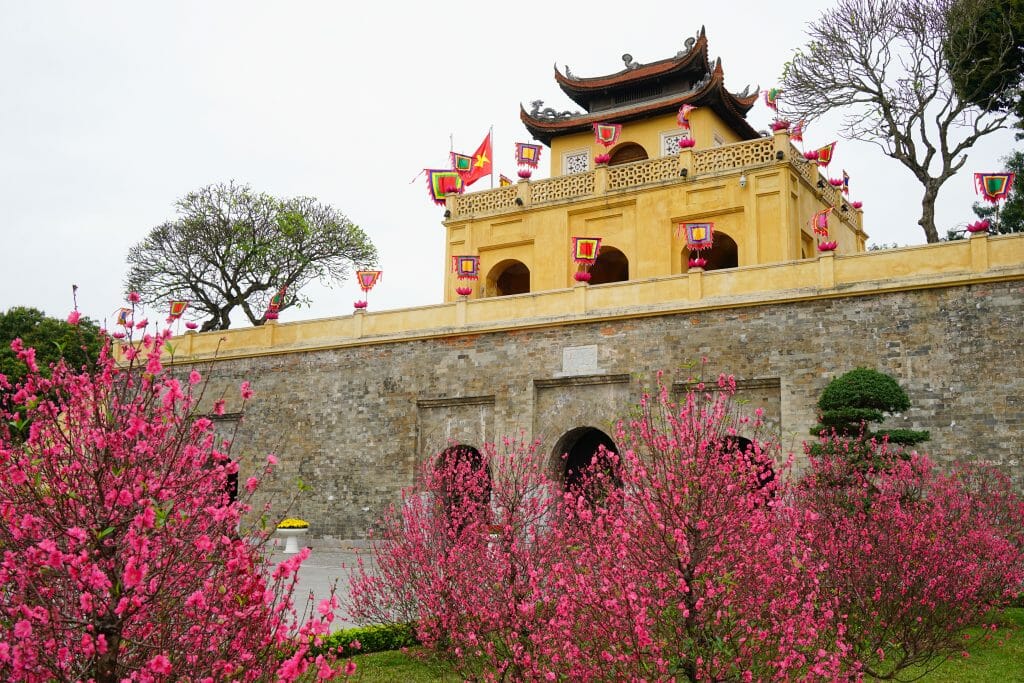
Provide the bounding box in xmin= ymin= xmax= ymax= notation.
xmin=563 ymin=151 xmax=589 ymax=175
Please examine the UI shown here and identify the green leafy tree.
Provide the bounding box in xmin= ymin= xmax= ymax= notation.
xmin=125 ymin=182 xmax=378 ymax=331
xmin=780 ymin=0 xmax=1013 ymax=243
xmin=811 ymin=367 xmax=930 ymax=454
xmin=0 ymin=306 xmax=101 ymax=386
xmin=945 ymin=0 xmax=1024 ymax=137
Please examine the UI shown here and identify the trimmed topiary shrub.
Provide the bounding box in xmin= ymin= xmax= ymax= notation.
xmin=811 ymin=368 xmax=929 ymax=447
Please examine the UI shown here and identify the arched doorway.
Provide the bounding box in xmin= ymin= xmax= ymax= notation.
xmin=589 ymin=246 xmax=629 ymax=284
xmin=608 ymin=142 xmax=649 ymax=166
xmin=684 ymin=232 xmax=738 ymax=271
xmin=436 ymin=445 xmax=491 ymax=531
xmin=553 ymin=427 xmax=620 ymax=498
xmin=721 ymin=435 xmax=776 ymax=493
xmin=486 ymin=259 xmax=530 ymax=296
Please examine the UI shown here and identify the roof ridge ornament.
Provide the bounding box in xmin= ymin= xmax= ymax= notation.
xmin=622 ymin=53 xmax=641 ymax=70
xmin=676 ymin=36 xmax=697 ymax=57
xmin=528 ymin=100 xmax=580 ymax=120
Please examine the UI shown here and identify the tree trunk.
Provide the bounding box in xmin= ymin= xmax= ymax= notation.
xmin=918 ymin=183 xmax=941 ymax=243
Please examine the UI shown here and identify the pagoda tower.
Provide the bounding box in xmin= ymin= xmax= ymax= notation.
xmin=442 ymin=29 xmax=866 ymax=303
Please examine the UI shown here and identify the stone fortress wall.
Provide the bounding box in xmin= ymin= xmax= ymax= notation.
xmin=182 ymin=235 xmax=1024 ymax=540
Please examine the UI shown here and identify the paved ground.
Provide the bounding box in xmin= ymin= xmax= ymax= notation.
xmin=267 ymin=540 xmax=377 ymax=630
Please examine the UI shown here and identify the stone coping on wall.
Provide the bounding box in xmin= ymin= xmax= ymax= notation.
xmin=161 ymin=233 xmax=1024 ymax=365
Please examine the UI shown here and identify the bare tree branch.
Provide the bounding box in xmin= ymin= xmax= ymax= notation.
xmin=780 ymin=0 xmax=1012 ymax=242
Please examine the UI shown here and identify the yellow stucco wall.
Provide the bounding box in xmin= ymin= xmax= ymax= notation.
xmin=547 ymin=110 xmax=742 ymax=176
xmin=443 ymin=131 xmax=867 ymax=303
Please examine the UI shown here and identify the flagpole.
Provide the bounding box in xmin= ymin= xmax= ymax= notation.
xmin=489 ymin=125 xmax=494 ymax=189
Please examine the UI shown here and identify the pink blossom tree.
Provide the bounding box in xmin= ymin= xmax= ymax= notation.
xmin=348 ymin=438 xmax=564 ymax=681
xmin=543 ymin=376 xmax=844 ymax=681
xmin=794 ymin=439 xmax=1024 ymax=679
xmin=0 ymin=315 xmax=338 ymax=681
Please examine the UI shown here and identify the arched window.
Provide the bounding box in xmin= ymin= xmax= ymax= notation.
xmin=683 ymin=231 xmax=739 ymax=272
xmin=589 ymin=246 xmax=629 ymax=285
xmin=486 ymin=259 xmax=530 ymax=297
xmin=553 ymin=427 xmax=621 ymax=501
xmin=608 ymin=142 xmax=649 ymax=166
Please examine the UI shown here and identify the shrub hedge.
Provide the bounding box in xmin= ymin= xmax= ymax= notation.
xmin=306 ymin=623 xmax=419 ymax=660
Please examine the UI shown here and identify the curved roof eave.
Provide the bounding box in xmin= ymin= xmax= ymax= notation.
xmin=522 ymin=66 xmax=759 ymax=145
xmin=554 ymin=29 xmax=710 ymax=110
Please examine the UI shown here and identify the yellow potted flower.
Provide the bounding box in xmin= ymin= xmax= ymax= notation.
xmin=276 ymin=518 xmax=309 ymax=554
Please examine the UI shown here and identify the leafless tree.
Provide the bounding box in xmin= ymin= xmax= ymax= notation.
xmin=781 ymin=0 xmax=1013 ymax=242
xmin=125 ymin=182 xmax=378 ymax=331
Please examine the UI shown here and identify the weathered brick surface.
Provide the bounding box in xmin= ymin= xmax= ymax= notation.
xmin=203 ymin=280 xmax=1023 ymax=540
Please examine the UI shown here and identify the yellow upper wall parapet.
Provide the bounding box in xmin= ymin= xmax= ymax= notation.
xmin=162 ymin=233 xmax=1024 ymax=364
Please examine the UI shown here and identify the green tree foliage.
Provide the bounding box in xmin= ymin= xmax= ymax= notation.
xmin=780 ymin=0 xmax=1013 ymax=244
xmin=945 ymin=0 xmax=1024 ymax=136
xmin=811 ymin=367 xmax=930 ymax=448
xmin=0 ymin=306 xmax=101 ymax=386
xmin=125 ymin=182 xmax=378 ymax=331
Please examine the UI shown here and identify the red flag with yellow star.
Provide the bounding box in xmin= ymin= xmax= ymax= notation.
xmin=459 ymin=133 xmax=492 ymax=187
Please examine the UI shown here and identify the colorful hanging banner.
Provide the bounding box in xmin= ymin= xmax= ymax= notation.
xmin=499 ymin=174 xmax=513 ymax=187
xmin=816 ymin=141 xmax=837 ymax=167
xmin=168 ymin=300 xmax=189 ymax=321
xmin=266 ymin=287 xmax=286 ymax=317
xmin=677 ymin=104 xmax=696 ymax=130
xmin=763 ymin=88 xmax=781 ymax=111
xmin=452 ymin=255 xmax=480 ymax=280
xmin=790 ymin=120 xmax=805 ymax=143
xmin=116 ymin=307 xmax=131 ymax=327
xmin=974 ymin=172 xmax=1015 ymax=203
xmin=812 ymin=207 xmax=833 ymax=236
xmin=451 ymin=153 xmax=473 ymax=173
xmin=515 ymin=142 xmax=542 ymax=168
xmin=426 ymin=169 xmax=464 ymax=205
xmin=842 ymin=170 xmax=850 ymax=195
xmin=593 ymin=123 xmax=622 ymax=147
xmin=458 ymin=133 xmax=492 ymax=187
xmin=680 ymin=222 xmax=715 ymax=251
xmin=572 ymin=237 xmax=602 ymax=265
xmin=356 ymin=270 xmax=382 ymax=293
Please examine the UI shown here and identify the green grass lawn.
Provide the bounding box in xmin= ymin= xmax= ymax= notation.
xmin=320 ymin=608 xmax=1024 ymax=681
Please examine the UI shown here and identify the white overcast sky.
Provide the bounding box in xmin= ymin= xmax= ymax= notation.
xmin=1 ymin=1 xmax=1017 ymax=329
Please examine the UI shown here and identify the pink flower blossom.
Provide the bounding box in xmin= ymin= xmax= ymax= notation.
xmin=128 ymin=291 xmax=141 ymax=303
xmin=67 ymin=311 xmax=81 ymax=325
xmin=148 ymin=654 xmax=172 ymax=674
xmin=344 ymin=661 xmax=357 ymax=676
xmin=266 ymin=454 xmax=278 ymax=465
xmin=189 ymin=370 xmax=202 ymax=385
xmin=213 ymin=399 xmax=226 ymax=416
xmin=240 ymin=381 xmax=253 ymax=400
xmin=245 ymin=477 xmax=259 ymax=493
xmin=13 ymin=620 xmax=31 ymax=638
xmin=136 ymin=318 xmax=149 ymax=329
